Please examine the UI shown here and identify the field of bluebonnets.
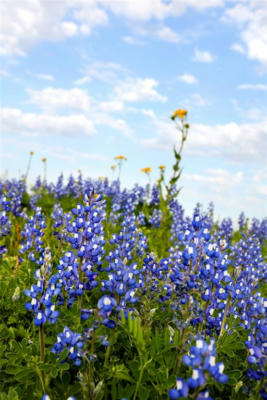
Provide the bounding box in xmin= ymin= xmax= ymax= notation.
xmin=0 ymin=111 xmax=266 ymax=400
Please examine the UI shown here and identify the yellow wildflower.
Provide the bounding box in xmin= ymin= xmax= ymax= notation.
xmin=114 ymin=155 xmax=127 ymax=161
xmin=110 ymin=165 xmax=116 ymax=171
xmin=30 ymin=151 xmax=34 ymax=156
xmin=141 ymin=167 xmax=152 ymax=174
xmin=159 ymin=165 xmax=165 ymax=170
xmin=41 ymin=157 xmax=46 ymax=163
xmin=171 ymin=109 xmax=187 ymax=120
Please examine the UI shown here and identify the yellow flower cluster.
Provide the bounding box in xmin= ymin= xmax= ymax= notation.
xmin=114 ymin=155 xmax=127 ymax=161
xmin=171 ymin=109 xmax=187 ymax=120
xmin=42 ymin=158 xmax=47 ymax=163
xmin=141 ymin=167 xmax=152 ymax=174
xmin=158 ymin=165 xmax=165 ymax=171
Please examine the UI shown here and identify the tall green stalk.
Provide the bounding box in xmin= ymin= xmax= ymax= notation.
xmin=39 ymin=323 xmax=46 ymax=391
xmin=24 ymin=151 xmax=34 ymax=182
xmin=219 ymin=297 xmax=231 ymax=338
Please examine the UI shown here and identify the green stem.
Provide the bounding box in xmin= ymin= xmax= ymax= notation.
xmin=198 ymin=301 xmax=209 ymax=334
xmin=174 ymin=327 xmax=185 ymax=375
xmin=88 ymin=329 xmax=96 ymax=391
xmin=133 ymin=363 xmax=145 ymax=400
xmin=39 ymin=324 xmax=46 ymax=390
xmin=43 ymin=162 xmax=47 ymax=186
xmin=40 ymin=324 xmax=45 ymax=362
xmin=219 ymin=297 xmax=231 ymax=338
xmin=104 ymin=330 xmax=115 ymax=368
xmin=192 ymin=386 xmax=202 ymax=400
xmin=174 ymin=295 xmax=191 ymax=374
xmin=25 ymin=153 xmax=33 ymax=182
xmin=37 ymin=367 xmax=46 ymax=393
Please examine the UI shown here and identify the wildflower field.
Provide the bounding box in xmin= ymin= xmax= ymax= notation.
xmin=0 ymin=115 xmax=266 ymax=400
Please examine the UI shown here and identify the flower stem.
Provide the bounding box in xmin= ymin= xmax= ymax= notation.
xmin=39 ymin=323 xmax=46 ymax=390
xmin=104 ymin=330 xmax=115 ymax=369
xmin=219 ymin=297 xmax=230 ymax=338
xmin=133 ymin=364 xmax=145 ymax=400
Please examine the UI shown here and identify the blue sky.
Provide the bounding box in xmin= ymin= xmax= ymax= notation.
xmin=1 ymin=0 xmax=267 ymax=220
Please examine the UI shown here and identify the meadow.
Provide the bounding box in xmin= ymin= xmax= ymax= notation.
xmin=0 ymin=112 xmax=266 ymax=400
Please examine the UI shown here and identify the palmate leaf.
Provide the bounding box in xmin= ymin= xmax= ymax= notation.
xmin=120 ymin=310 xmax=146 ymax=353
xmin=109 ymin=364 xmax=135 ymax=383
xmin=0 ymin=387 xmax=19 ymax=400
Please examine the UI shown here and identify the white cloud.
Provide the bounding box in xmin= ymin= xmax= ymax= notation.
xmin=232 ymin=99 xmax=263 ymax=121
xmin=0 ymin=0 xmax=108 ymax=57
xmin=178 ymin=168 xmax=257 ymax=220
xmin=73 ymin=4 xmax=108 ymax=28
xmin=183 ymin=93 xmax=207 ymax=108
xmin=253 ymin=170 xmax=267 ymax=184
xmin=36 ymin=73 xmax=55 ymax=81
xmin=98 ymin=100 xmax=124 ymax=112
xmin=4 ymin=85 xmax=134 ymax=138
xmin=1 ymin=108 xmax=96 ymax=137
xmin=61 ymin=21 xmax=78 ymax=37
xmin=102 ymin=0 xmax=179 ymax=21
xmin=0 ymin=69 xmax=11 ymax=77
xmin=43 ymin=146 xmax=108 ymax=163
xmin=189 ymin=93 xmax=207 ymax=107
xmin=231 ymin=42 xmax=245 ymax=54
xmin=74 ymin=61 xmax=130 ymax=85
xmin=74 ymin=76 xmax=91 ymax=85
xmin=254 ymin=185 xmax=267 ymax=197
xmin=183 ymin=169 xmax=243 ymax=190
xmin=140 ymin=110 xmax=267 ymax=163
xmin=237 ymin=83 xmax=267 ymax=91
xmin=27 ymin=87 xmax=92 ymax=112
xmin=113 ymin=78 xmax=167 ymax=103
xmin=123 ymin=24 xmax=181 ymax=44
xmin=193 ymin=48 xmax=215 ymax=62
xmin=243 ymin=108 xmax=262 ymax=120
xmin=0 ymin=0 xmax=224 ymax=57
xmin=178 ymin=73 xmax=198 ymax=84
xmin=80 ymin=24 xmax=91 ymax=35
xmin=103 ymin=0 xmax=224 ymax=21
xmin=122 ymin=36 xmax=145 ymax=45
xmin=95 ymin=114 xmax=133 ymax=137
xmin=223 ymin=1 xmax=267 ymax=67
xmin=2 ymin=138 xmax=108 ymax=166
xmin=155 ymin=26 xmax=181 ymax=43
xmin=26 ymin=76 xmax=166 ymax=132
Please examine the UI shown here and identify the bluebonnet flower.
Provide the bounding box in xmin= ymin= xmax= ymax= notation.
xmin=24 ymin=245 xmax=62 ymax=327
xmin=238 ymin=211 xmax=246 ymax=230
xmin=51 ymin=327 xmax=84 ymax=366
xmin=81 ymin=308 xmax=93 ymax=321
xmin=149 ymin=209 xmax=162 ymax=228
xmin=170 ymin=337 xmax=228 ymax=399
xmin=97 ymin=295 xmax=117 ymax=314
xmin=197 ymin=391 xmax=213 ymax=400
xmin=168 ymin=378 xmax=188 ymax=399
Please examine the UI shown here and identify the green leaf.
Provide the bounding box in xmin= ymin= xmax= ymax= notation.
xmin=110 ymin=364 xmax=134 ymax=383
xmin=58 ymin=362 xmax=69 ymax=371
xmin=50 ymin=366 xmax=58 ymax=378
xmin=7 ymin=388 xmax=19 ymax=400
xmin=94 ymin=380 xmax=104 ymax=400
xmin=58 ymin=348 xmax=69 ymax=362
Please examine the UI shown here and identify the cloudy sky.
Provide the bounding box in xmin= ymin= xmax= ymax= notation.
xmin=0 ymin=0 xmax=267 ymax=220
